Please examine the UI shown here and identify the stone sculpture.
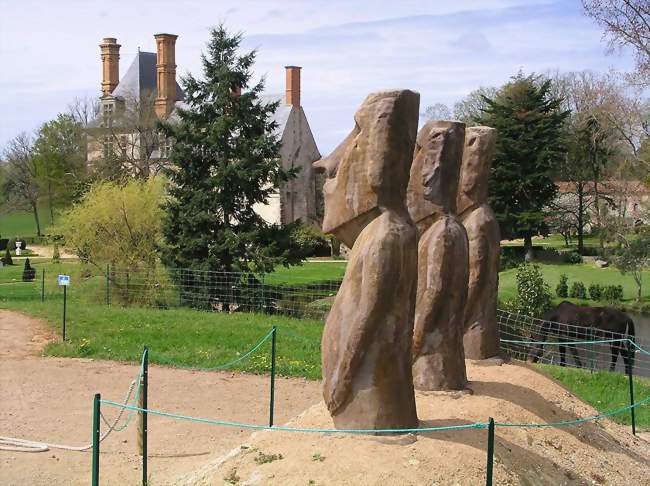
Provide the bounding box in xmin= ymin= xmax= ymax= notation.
xmin=457 ymin=126 xmax=501 ymax=360
xmin=314 ymin=90 xmax=420 ymax=430
xmin=407 ymin=120 xmax=469 ymax=391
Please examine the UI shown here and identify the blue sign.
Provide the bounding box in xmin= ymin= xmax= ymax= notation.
xmin=58 ymin=275 xmax=70 ymax=286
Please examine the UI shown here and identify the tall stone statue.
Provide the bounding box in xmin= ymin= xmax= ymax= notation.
xmin=407 ymin=120 xmax=469 ymax=391
xmin=313 ymin=90 xmax=420 ymax=430
xmin=457 ymin=126 xmax=501 ymax=360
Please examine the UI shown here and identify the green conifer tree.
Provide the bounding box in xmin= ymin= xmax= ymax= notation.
xmin=159 ymin=25 xmax=308 ymax=308
xmin=479 ymin=73 xmax=569 ymax=258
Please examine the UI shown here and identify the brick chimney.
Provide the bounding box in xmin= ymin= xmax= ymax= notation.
xmin=154 ymin=33 xmax=178 ymax=118
xmin=285 ymin=66 xmax=301 ymax=108
xmin=99 ymin=38 xmax=121 ymax=96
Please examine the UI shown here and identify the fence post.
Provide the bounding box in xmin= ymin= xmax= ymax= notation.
xmin=485 ymin=418 xmax=495 ymax=486
xmin=92 ymin=393 xmax=101 ymax=486
xmin=41 ymin=268 xmax=45 ymax=302
xmin=627 ymin=341 xmax=636 ymax=436
xmin=589 ymin=326 xmax=594 ymax=373
xmin=62 ymin=285 xmax=67 ymax=341
xmin=137 ymin=346 xmax=149 ymax=485
xmin=269 ymin=326 xmax=277 ymax=427
xmin=261 ymin=273 xmax=266 ymax=313
xmin=106 ymin=264 xmax=110 ymax=306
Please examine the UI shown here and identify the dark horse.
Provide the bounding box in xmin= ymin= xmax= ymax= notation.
xmin=527 ymin=301 xmax=635 ymax=372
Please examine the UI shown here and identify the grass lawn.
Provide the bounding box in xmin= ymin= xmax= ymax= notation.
xmin=537 ymin=364 xmax=650 ymax=430
xmin=264 ymin=261 xmax=347 ymax=285
xmin=498 ymin=262 xmax=649 ymax=305
xmin=0 ymin=206 xmax=54 ymax=238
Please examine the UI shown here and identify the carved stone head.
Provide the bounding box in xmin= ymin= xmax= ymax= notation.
xmin=407 ymin=120 xmax=465 ymax=233
xmin=456 ymin=126 xmax=497 ymax=216
xmin=313 ymin=90 xmax=420 ymax=247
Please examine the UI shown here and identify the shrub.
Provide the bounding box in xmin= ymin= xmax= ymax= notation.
xmin=290 ymin=224 xmax=330 ymax=257
xmin=588 ymin=283 xmax=603 ymax=301
xmin=556 ymin=274 xmax=569 ymax=298
xmin=22 ymin=258 xmax=36 ymax=281
xmin=513 ymin=264 xmax=553 ymax=317
xmin=2 ymin=248 xmax=13 ymax=266
xmin=603 ymin=284 xmax=624 ymax=303
xmin=569 ymin=281 xmax=587 ymax=299
xmin=52 ymin=244 xmax=61 ymax=263
xmin=564 ymin=251 xmax=582 ymax=264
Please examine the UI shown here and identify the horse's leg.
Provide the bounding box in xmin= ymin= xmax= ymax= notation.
xmin=559 ymin=344 xmax=566 ymax=367
xmin=569 ymin=344 xmax=582 ymax=368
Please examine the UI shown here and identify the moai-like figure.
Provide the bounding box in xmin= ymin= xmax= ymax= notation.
xmin=407 ymin=120 xmax=469 ymax=391
xmin=457 ymin=127 xmax=501 ymax=360
xmin=314 ymin=90 xmax=420 ymax=430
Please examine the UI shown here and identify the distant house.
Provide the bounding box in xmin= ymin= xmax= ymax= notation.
xmin=555 ymin=180 xmax=649 ymax=226
xmin=87 ymin=34 xmax=323 ymax=227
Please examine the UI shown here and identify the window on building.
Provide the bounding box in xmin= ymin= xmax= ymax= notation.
xmin=119 ymin=135 xmax=128 ymax=157
xmin=159 ymin=134 xmax=173 ymax=159
xmin=102 ymin=136 xmax=114 ymax=159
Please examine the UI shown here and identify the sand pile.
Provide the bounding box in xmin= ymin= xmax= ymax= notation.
xmin=179 ymin=361 xmax=649 ymax=486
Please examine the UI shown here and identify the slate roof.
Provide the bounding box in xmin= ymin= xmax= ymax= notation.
xmin=112 ymin=51 xmax=184 ymax=101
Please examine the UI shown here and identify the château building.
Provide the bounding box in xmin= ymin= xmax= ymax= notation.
xmin=87 ymin=34 xmax=323 ymax=227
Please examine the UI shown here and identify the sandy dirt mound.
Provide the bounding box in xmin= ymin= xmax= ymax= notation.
xmin=0 ymin=310 xmax=321 ymax=486
xmin=183 ymin=362 xmax=650 ymax=486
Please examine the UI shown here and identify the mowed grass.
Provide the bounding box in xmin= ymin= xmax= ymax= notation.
xmin=0 ymin=206 xmax=54 ymax=238
xmin=537 ymin=364 xmax=650 ymax=430
xmin=264 ymin=260 xmax=347 ymax=285
xmin=498 ymin=262 xmax=650 ymax=304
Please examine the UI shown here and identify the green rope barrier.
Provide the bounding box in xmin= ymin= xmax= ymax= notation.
xmin=149 ymin=328 xmax=275 ymax=372
xmin=495 ymin=395 xmax=650 ymax=428
xmin=99 ymin=400 xmax=487 ymax=434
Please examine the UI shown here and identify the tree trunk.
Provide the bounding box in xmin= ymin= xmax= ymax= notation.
xmin=524 ymin=233 xmax=534 ymax=262
xmin=577 ymin=183 xmax=585 ymax=254
xmin=31 ymin=201 xmax=42 ymax=237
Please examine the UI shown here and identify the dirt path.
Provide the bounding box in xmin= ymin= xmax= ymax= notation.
xmin=0 ymin=310 xmax=321 ymax=486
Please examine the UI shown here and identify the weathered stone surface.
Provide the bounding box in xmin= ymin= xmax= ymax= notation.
xmin=409 ymin=121 xmax=469 ymax=391
xmin=314 ymin=90 xmax=420 ymax=430
xmin=457 ymin=126 xmax=501 ymax=360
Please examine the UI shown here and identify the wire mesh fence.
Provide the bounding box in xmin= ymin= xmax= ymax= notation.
xmin=3 ymin=263 xmax=650 ymax=378
xmin=497 ymin=309 xmax=650 ymax=378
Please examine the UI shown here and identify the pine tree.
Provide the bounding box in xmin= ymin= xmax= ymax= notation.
xmin=22 ymin=258 xmax=36 ymax=281
xmin=159 ymin=25 xmax=308 ymax=306
xmin=2 ymin=248 xmax=13 ymax=266
xmin=479 ymin=73 xmax=569 ymax=258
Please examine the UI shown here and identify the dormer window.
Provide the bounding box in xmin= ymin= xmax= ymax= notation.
xmin=102 ymin=102 xmax=115 ymax=127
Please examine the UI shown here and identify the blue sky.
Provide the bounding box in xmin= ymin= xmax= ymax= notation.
xmin=0 ymin=0 xmax=636 ymax=153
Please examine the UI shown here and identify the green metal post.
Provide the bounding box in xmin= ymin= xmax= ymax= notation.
xmin=627 ymin=342 xmax=636 ymax=436
xmin=92 ymin=393 xmax=101 ymax=486
xmin=261 ymin=273 xmax=265 ymax=313
xmin=62 ymin=285 xmax=67 ymax=341
xmin=106 ymin=264 xmax=110 ymax=306
xmin=269 ymin=326 xmax=277 ymax=427
xmin=485 ymin=418 xmax=495 ymax=486
xmin=41 ymin=268 xmax=45 ymax=302
xmin=142 ymin=346 xmax=149 ymax=485
xmin=589 ymin=326 xmax=594 ymax=373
